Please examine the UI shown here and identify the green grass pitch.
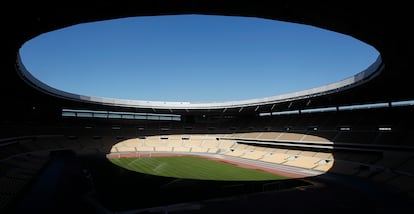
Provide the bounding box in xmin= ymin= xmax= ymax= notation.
xmin=109 ymin=156 xmax=287 ymax=181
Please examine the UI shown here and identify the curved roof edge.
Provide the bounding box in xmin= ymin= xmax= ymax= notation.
xmin=16 ymin=53 xmax=383 ymax=110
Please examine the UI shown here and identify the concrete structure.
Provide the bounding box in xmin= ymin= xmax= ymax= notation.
xmin=2 ymin=2 xmax=414 ymax=214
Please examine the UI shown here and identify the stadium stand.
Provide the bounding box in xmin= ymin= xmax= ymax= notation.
xmin=2 ymin=2 xmax=414 ymax=213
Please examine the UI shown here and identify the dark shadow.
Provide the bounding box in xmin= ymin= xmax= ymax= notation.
xmin=2 ymin=4 xmax=414 ymax=213
xmin=2 ymin=104 xmax=414 ymax=213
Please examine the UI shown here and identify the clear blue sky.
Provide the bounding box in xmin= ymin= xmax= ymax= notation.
xmin=19 ymin=14 xmax=379 ymax=102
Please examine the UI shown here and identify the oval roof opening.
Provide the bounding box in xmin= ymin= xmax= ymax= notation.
xmin=19 ymin=14 xmax=379 ymax=103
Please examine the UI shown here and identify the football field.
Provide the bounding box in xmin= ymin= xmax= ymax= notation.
xmin=109 ymin=155 xmax=287 ymax=181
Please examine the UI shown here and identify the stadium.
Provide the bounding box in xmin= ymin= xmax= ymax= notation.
xmin=2 ymin=1 xmax=414 ymax=214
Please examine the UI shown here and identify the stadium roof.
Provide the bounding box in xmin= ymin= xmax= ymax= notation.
xmin=3 ymin=1 xmax=414 ymax=115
